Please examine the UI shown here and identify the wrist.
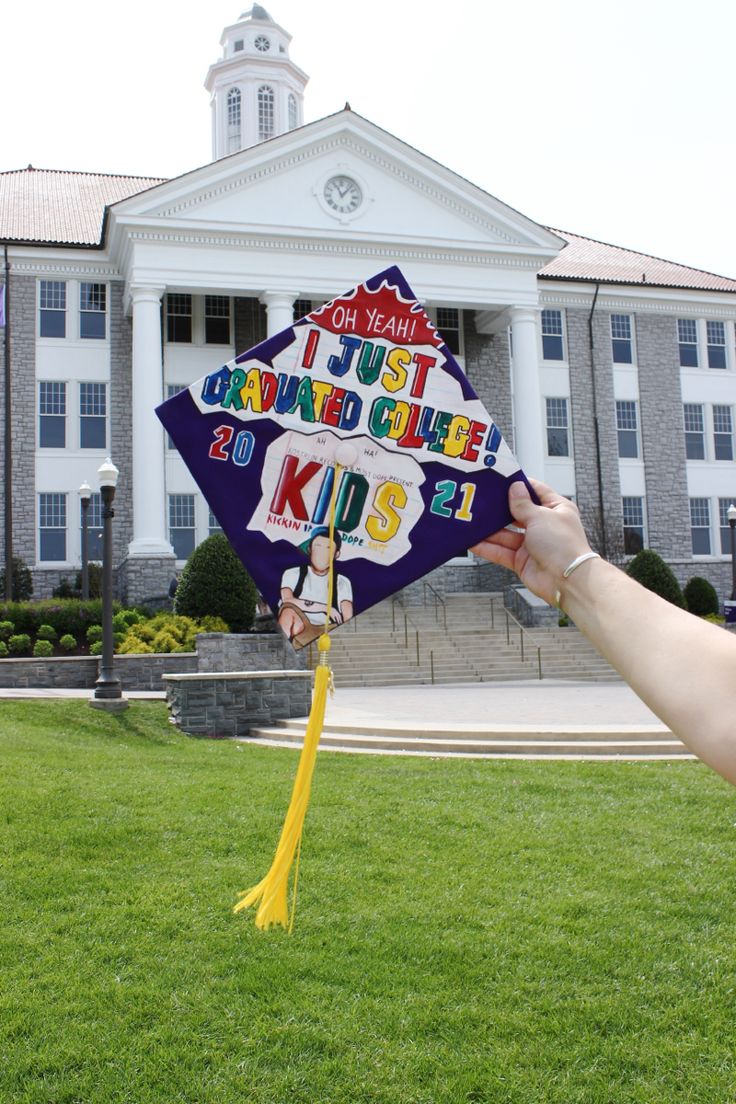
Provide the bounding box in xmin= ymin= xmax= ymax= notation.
xmin=554 ymin=551 xmax=600 ymax=611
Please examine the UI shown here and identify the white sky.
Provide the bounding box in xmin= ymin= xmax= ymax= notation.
xmin=4 ymin=0 xmax=735 ymax=277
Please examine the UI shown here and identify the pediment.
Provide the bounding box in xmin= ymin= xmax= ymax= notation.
xmin=111 ymin=111 xmax=563 ymax=259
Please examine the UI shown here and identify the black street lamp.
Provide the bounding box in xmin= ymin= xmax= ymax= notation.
xmin=90 ymin=458 xmax=128 ymax=712
xmin=79 ymin=480 xmax=91 ymax=601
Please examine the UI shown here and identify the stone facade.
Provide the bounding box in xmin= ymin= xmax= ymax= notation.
xmin=109 ymin=282 xmax=135 ymax=561
xmin=566 ymin=307 xmax=623 ymax=548
xmin=1 ymin=274 xmax=37 ymax=572
xmin=164 ymin=670 xmax=312 ymax=736
xmin=234 ymin=296 xmax=267 ymax=354
xmin=196 ymin=631 xmax=306 ymax=671
xmin=636 ymin=313 xmax=691 ymax=560
xmin=120 ymin=553 xmax=177 ymax=605
xmin=464 ymin=313 xmax=514 ymax=446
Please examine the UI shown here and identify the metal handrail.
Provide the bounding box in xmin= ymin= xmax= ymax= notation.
xmin=502 ymin=605 xmax=544 ymax=679
xmin=422 ymin=580 xmax=448 ymax=629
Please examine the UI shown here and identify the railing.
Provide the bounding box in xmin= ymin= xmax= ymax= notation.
xmin=500 ymin=605 xmax=543 ymax=679
xmin=423 ymin=581 xmax=448 ymax=629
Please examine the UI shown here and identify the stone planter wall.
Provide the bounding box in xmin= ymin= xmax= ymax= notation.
xmin=163 ymin=670 xmax=312 ymax=737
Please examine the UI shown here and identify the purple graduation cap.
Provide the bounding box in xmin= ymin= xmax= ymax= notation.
xmin=157 ymin=265 xmax=528 ymax=649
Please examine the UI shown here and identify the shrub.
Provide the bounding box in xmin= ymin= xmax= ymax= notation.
xmin=52 ymin=577 xmax=77 ymax=599
xmin=0 ymin=620 xmax=14 ymax=640
xmin=59 ymin=634 xmax=77 ymax=652
xmin=626 ymin=549 xmax=685 ymax=608
xmin=0 ymin=558 xmax=33 ymax=601
xmin=0 ymin=599 xmax=110 ymax=639
xmin=197 ymin=615 xmax=230 ymax=633
xmin=175 ymin=534 xmax=256 ymax=632
xmin=86 ymin=624 xmax=104 ymax=644
xmin=683 ymin=576 xmax=720 ymax=617
xmin=113 ymin=608 xmax=144 ymax=633
xmin=8 ymin=634 xmax=32 ymax=655
xmin=117 ymin=635 xmax=153 ymax=655
xmin=36 ymin=624 xmax=58 ymax=642
xmin=33 ymin=639 xmax=54 ymax=658
xmin=0 ymin=640 xmax=7 ymax=657
xmin=90 ymin=641 xmax=103 ymax=656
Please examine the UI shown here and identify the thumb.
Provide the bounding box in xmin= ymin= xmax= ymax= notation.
xmin=508 ymin=480 xmax=536 ymax=525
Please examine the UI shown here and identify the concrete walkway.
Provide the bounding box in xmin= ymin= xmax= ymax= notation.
xmin=0 ymin=678 xmax=661 ymax=726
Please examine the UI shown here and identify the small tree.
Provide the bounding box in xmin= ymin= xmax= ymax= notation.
xmin=683 ymin=576 xmax=719 ymax=617
xmin=626 ymin=549 xmax=685 ymax=608
xmin=174 ymin=534 xmax=257 ymax=632
xmin=0 ymin=558 xmax=33 ymax=602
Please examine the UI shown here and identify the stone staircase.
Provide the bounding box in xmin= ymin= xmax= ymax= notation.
xmin=241 ymin=717 xmax=691 ymax=761
xmin=306 ymin=592 xmax=619 ymax=688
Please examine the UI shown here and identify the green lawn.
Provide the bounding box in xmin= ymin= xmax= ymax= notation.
xmin=1 ymin=701 xmax=735 ymax=1104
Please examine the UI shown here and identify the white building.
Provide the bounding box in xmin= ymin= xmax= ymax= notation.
xmin=1 ymin=4 xmax=735 ymax=603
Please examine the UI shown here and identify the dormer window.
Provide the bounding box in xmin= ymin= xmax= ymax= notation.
xmin=258 ymin=85 xmax=274 ymax=140
xmin=227 ymin=87 xmax=241 ymax=153
xmin=254 ymin=34 xmax=270 ymax=52
xmin=233 ymin=39 xmax=244 ymax=52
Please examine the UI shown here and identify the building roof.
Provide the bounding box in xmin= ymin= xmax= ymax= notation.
xmin=541 ymin=227 xmax=736 ymax=293
xmin=1 ymin=165 xmax=735 ymax=295
xmin=0 ymin=167 xmax=164 ymax=247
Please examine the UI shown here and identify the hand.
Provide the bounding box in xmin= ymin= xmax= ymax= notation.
xmin=471 ymin=478 xmax=592 ymax=606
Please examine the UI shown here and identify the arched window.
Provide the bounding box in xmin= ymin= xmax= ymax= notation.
xmin=288 ymin=93 xmax=298 ymax=131
xmin=258 ymin=85 xmax=274 ymax=141
xmin=227 ymin=88 xmax=241 ymax=153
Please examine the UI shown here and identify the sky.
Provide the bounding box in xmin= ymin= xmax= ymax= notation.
xmin=4 ymin=0 xmax=735 ymax=277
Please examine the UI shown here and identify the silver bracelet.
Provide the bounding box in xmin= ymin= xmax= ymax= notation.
xmin=554 ymin=551 xmax=601 ymax=610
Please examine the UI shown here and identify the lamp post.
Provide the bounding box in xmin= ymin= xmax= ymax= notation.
xmin=79 ymin=480 xmax=91 ymax=600
xmin=728 ymin=503 xmax=736 ymax=603
xmin=90 ymin=457 xmax=128 ymax=711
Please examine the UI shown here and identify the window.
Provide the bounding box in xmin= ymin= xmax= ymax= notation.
xmin=713 ymin=404 xmax=734 ymax=460
xmin=616 ymin=400 xmax=639 ymax=458
xmin=233 ymin=39 xmax=243 ymax=52
xmin=678 ymin=319 xmax=698 ymax=367
xmin=39 ymin=280 xmax=66 ymax=337
xmin=683 ymin=403 xmax=705 ymax=459
xmin=707 ymin=320 xmax=727 ymax=369
xmin=719 ymin=499 xmax=736 ymax=555
xmin=293 ymin=299 xmax=312 ymax=321
xmin=205 ymin=296 xmax=230 ymax=344
xmin=169 ymin=494 xmax=196 ymax=559
xmin=622 ymin=497 xmax=645 ymax=554
xmin=541 ymin=309 xmax=564 ymax=360
xmin=166 ymin=384 xmax=185 ymax=450
xmin=39 ymin=493 xmax=67 ymax=561
xmin=81 ymin=492 xmax=103 ymax=561
xmin=227 ymin=87 xmax=241 ymax=153
xmin=79 ymin=282 xmax=106 ymax=339
xmin=436 ymin=308 xmax=461 ymax=355
xmin=611 ymin=314 xmax=633 ymax=364
xmin=545 ymin=397 xmax=570 ymax=457
xmin=258 ymin=85 xmax=274 ymax=141
xmin=166 ymin=294 xmax=192 ymax=343
xmin=208 ymin=509 xmax=223 ymax=536
xmin=288 ymin=93 xmax=298 ymax=131
xmin=39 ymin=381 xmax=66 ymax=447
xmin=79 ymin=383 xmax=107 ymax=449
xmin=690 ymin=498 xmax=711 ymax=555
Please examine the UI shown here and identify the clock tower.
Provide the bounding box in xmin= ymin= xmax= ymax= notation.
xmin=205 ymin=6 xmax=309 ymax=160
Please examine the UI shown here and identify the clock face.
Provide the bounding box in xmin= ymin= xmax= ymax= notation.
xmin=254 ymin=34 xmax=270 ymax=52
xmin=323 ymin=175 xmax=363 ymax=214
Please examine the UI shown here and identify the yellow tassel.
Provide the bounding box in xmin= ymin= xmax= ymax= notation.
xmin=236 ymin=464 xmax=343 ymax=931
xmin=234 ymin=633 xmax=332 ymax=930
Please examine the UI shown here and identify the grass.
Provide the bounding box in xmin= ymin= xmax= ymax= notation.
xmin=1 ymin=700 xmax=735 ymax=1103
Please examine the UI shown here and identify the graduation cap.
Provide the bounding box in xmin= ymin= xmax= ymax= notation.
xmin=157 ymin=265 xmax=530 ymax=930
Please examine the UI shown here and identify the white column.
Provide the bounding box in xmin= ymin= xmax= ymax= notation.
xmin=260 ymin=291 xmax=296 ymax=337
xmin=510 ymin=307 xmax=546 ymax=477
xmin=128 ymin=286 xmax=174 ymax=557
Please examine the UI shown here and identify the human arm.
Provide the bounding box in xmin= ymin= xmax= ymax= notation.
xmin=471 ymin=479 xmax=736 ymax=785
